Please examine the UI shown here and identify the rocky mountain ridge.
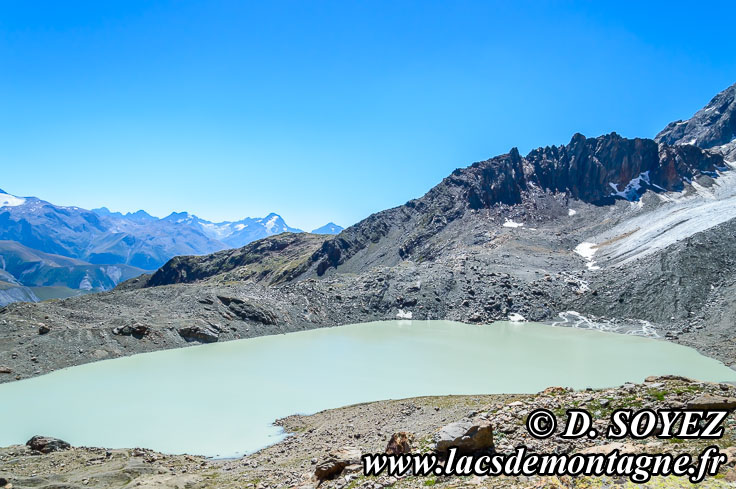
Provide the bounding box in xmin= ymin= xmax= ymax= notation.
xmin=656 ymin=82 xmax=736 ymax=159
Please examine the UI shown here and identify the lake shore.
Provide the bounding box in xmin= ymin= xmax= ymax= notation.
xmin=2 ymin=289 xmax=733 ymax=386
xmin=2 ymin=377 xmax=736 ymax=489
xmin=2 ymin=320 xmax=734 ymax=458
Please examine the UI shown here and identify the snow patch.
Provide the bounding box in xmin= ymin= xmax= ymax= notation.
xmin=264 ymin=215 xmax=280 ymax=233
xmin=567 ymin=209 xmax=577 ymax=216
xmin=198 ymin=221 xmax=233 ymax=240
xmin=551 ymin=311 xmax=659 ymax=337
xmin=0 ymin=192 xmax=26 ymax=207
xmin=574 ymin=242 xmax=600 ymax=270
xmin=396 ymin=309 xmax=413 ymax=319
xmin=591 ymin=167 xmax=736 ymax=267
xmin=79 ymin=275 xmax=93 ymax=291
xmin=609 ymin=171 xmax=652 ymax=201
xmin=101 ymin=266 xmax=122 ymax=284
xmin=502 ymin=219 xmax=524 ymax=228
xmin=508 ymin=313 xmax=526 ymax=322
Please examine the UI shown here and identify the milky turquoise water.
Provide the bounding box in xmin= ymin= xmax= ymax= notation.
xmin=1 ymin=320 xmax=734 ymax=458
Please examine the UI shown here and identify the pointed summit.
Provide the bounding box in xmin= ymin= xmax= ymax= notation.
xmin=311 ymin=222 xmax=344 ymax=234
xmin=656 ymin=82 xmax=736 ymax=160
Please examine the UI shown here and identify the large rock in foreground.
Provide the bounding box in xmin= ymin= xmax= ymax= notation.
xmin=687 ymin=394 xmax=736 ymax=410
xmin=434 ymin=419 xmax=494 ymax=454
xmin=26 ymin=435 xmax=71 ymax=454
xmin=385 ymin=431 xmax=414 ymax=455
xmin=314 ymin=446 xmax=361 ymax=481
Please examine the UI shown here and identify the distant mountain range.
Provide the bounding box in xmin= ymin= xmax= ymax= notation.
xmin=0 ymin=190 xmax=342 ymax=305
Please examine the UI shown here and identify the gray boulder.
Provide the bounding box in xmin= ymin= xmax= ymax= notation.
xmin=112 ymin=323 xmax=149 ymax=337
xmin=687 ymin=394 xmax=736 ymax=410
xmin=26 ymin=435 xmax=71 ymax=453
xmin=434 ymin=419 xmax=494 ymax=454
xmin=178 ymin=324 xmax=219 ymax=343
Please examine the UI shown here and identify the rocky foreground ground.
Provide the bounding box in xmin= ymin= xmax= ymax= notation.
xmin=3 ymin=377 xmax=736 ymax=489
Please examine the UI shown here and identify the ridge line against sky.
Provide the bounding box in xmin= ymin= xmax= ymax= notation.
xmin=1 ymin=0 xmax=735 ymax=231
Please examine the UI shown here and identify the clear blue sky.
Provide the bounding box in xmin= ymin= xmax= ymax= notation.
xmin=1 ymin=1 xmax=734 ymax=230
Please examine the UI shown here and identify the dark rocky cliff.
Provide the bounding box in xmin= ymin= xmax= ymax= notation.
xmin=656 ymin=82 xmax=736 ymax=159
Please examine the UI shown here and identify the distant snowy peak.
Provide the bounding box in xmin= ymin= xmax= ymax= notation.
xmin=262 ymin=213 xmax=281 ymax=232
xmin=0 ymin=189 xmax=26 ymax=208
xmin=163 ymin=211 xmax=198 ymax=223
xmin=256 ymin=213 xmax=302 ymax=234
xmin=311 ymin=222 xmax=344 ymax=234
xmin=219 ymin=213 xmax=303 ymax=248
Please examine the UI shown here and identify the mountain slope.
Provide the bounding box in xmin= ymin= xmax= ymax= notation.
xmin=144 ymin=232 xmax=328 ymax=287
xmin=0 ymin=268 xmax=39 ymax=307
xmin=656 ymin=82 xmax=736 ymax=159
xmin=281 ymin=132 xmax=723 ymax=279
xmin=0 ymin=240 xmax=145 ymax=291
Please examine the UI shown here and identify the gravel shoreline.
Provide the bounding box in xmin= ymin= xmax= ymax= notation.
xmin=3 ymin=377 xmax=736 ymax=488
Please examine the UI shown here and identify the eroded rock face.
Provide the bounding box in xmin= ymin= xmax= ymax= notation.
xmin=524 ymin=133 xmax=722 ymax=201
xmin=26 ymin=435 xmax=71 ymax=454
xmin=217 ymin=296 xmax=278 ymax=325
xmin=434 ymin=418 xmax=494 ymax=454
xmin=178 ymin=324 xmax=219 ymax=343
xmin=385 ymin=431 xmax=414 ymax=455
xmin=656 ymin=82 xmax=736 ymax=159
xmin=112 ymin=323 xmax=149 ymax=337
xmin=314 ymin=446 xmax=361 ymax=481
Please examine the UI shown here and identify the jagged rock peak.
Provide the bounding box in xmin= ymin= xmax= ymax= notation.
xmin=656 ymin=82 xmax=736 ymax=159
xmin=448 ymin=132 xmax=722 ymax=208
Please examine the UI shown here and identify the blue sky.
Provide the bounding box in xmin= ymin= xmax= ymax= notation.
xmin=1 ymin=1 xmax=734 ymax=230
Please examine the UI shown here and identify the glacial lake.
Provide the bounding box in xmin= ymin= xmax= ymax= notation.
xmin=1 ymin=320 xmax=735 ymax=458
